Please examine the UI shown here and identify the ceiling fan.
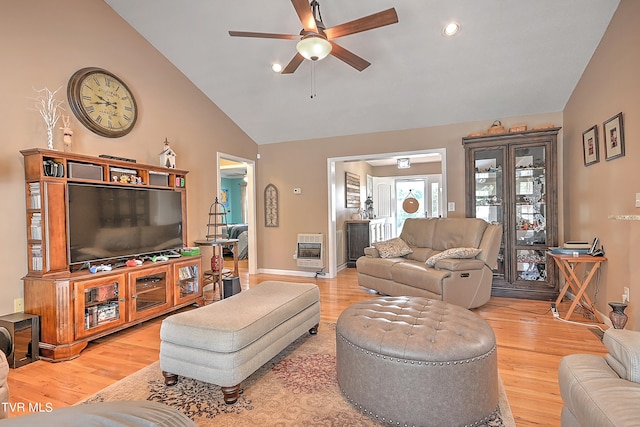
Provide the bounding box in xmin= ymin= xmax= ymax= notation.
xmin=228 ymin=0 xmax=398 ymax=74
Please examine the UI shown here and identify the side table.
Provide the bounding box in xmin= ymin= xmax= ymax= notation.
xmin=548 ymin=252 xmax=607 ymax=322
xmin=194 ymin=239 xmax=239 ymax=301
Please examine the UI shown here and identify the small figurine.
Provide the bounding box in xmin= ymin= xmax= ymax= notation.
xmin=60 ymin=115 xmax=73 ymax=152
xmin=159 ymin=138 xmax=176 ymax=168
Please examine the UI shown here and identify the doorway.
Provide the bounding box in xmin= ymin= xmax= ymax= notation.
xmin=326 ymin=149 xmax=446 ymax=278
xmin=395 ymin=175 xmax=442 ymax=235
xmin=217 ymin=153 xmax=257 ymax=274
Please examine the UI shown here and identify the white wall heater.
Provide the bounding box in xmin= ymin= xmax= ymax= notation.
xmin=296 ymin=233 xmax=324 ymax=269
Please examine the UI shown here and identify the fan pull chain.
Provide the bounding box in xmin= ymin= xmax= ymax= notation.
xmin=310 ymin=61 xmax=317 ymax=99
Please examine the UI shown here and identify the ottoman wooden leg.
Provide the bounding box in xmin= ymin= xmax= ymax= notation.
xmin=309 ymin=324 xmax=319 ymax=335
xmin=221 ymin=384 xmax=240 ymax=404
xmin=162 ymin=371 xmax=179 ymax=386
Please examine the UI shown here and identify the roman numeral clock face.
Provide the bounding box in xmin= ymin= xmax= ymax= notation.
xmin=67 ymin=67 xmax=137 ymax=138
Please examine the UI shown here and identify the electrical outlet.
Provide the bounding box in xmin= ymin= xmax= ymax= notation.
xmin=14 ymin=298 xmax=24 ymax=312
xmin=293 ymin=187 xmax=302 ymax=195
xmin=623 ymin=287 xmax=630 ymax=303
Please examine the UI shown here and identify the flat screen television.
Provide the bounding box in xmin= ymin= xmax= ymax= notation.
xmin=67 ymin=183 xmax=184 ymax=265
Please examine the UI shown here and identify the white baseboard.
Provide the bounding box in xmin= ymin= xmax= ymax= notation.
xmin=257 ymin=268 xmax=328 ymax=278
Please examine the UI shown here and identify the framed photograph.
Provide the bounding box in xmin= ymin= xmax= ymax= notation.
xmin=345 ymin=172 xmax=360 ymax=208
xmin=604 ymin=112 xmax=625 ymax=161
xmin=582 ymin=125 xmax=599 ymax=166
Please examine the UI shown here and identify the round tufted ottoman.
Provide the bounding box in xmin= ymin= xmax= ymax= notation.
xmin=336 ymin=296 xmax=498 ymax=427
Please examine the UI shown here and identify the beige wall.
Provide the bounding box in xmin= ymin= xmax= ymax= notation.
xmin=257 ymin=112 xmax=562 ymax=273
xmin=3 ymin=0 xmax=635 ymax=332
xmin=564 ymin=0 xmax=639 ymax=330
xmin=0 ymin=0 xmax=257 ymax=315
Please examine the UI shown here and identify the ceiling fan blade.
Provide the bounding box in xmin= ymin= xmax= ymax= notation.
xmin=329 ymin=42 xmax=370 ymax=72
xmin=291 ymin=0 xmax=318 ymax=33
xmin=324 ymin=8 xmax=398 ymax=39
xmin=229 ymin=30 xmax=299 ymax=40
xmin=281 ymin=53 xmax=305 ymax=74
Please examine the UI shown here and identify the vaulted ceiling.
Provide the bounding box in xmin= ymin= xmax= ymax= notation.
xmin=104 ymin=0 xmax=619 ymax=145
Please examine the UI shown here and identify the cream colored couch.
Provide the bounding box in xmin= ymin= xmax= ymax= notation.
xmin=356 ymin=218 xmax=502 ymax=309
xmin=558 ymin=328 xmax=640 ymax=426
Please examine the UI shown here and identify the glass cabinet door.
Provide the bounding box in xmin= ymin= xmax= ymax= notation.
xmin=74 ymin=274 xmax=126 ymax=339
xmin=464 ymin=127 xmax=559 ymax=299
xmin=173 ymin=258 xmax=202 ymax=305
xmin=513 ymin=145 xmax=548 ymax=282
xmin=472 ymin=148 xmax=505 ymax=280
xmin=128 ymin=266 xmax=171 ymax=321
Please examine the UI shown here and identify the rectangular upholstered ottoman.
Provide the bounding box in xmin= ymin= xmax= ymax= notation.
xmin=159 ymin=280 xmax=320 ymax=403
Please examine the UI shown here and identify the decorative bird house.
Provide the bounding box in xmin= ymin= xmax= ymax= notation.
xmin=159 ymin=138 xmax=176 ymax=168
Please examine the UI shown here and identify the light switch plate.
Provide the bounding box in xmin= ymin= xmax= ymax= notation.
xmin=293 ymin=187 xmax=302 ymax=194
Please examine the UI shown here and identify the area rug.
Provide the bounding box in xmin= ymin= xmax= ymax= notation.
xmin=81 ymin=323 xmax=515 ymax=426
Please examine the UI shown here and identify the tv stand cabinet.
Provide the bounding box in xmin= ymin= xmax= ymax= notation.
xmin=24 ymin=256 xmax=203 ymax=361
xmin=20 ymin=148 xmax=200 ymax=361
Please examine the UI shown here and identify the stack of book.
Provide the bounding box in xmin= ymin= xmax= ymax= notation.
xmin=558 ymin=241 xmax=592 ymax=254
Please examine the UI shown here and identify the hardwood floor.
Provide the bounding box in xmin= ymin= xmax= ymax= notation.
xmin=6 ymin=260 xmax=607 ymax=426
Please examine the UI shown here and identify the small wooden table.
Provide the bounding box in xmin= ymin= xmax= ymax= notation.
xmin=548 ymin=252 xmax=607 ymax=322
xmin=194 ymin=239 xmax=239 ymax=301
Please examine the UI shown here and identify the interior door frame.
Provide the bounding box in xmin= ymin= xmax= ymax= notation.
xmin=326 ymin=148 xmax=446 ymax=278
xmin=217 ymin=152 xmax=257 ymax=274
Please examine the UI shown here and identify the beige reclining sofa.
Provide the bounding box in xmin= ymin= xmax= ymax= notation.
xmin=356 ymin=217 xmax=502 ymax=309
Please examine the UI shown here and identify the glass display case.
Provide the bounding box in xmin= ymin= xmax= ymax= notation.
xmin=74 ymin=274 xmax=126 ymax=339
xmin=173 ymin=257 xmax=202 ymax=305
xmin=463 ymin=127 xmax=560 ymax=300
xmin=128 ymin=266 xmax=171 ymax=321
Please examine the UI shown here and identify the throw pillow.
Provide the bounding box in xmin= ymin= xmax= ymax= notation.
xmin=373 ymin=238 xmax=413 ymax=258
xmin=425 ymin=247 xmax=481 ymax=267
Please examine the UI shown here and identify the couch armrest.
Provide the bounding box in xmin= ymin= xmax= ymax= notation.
xmin=363 ymin=247 xmax=380 ymax=258
xmin=433 ymin=258 xmax=485 ymax=271
xmin=603 ymin=329 xmax=640 ymax=383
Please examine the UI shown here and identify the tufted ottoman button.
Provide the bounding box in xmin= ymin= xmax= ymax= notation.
xmin=336 ymin=296 xmax=498 ymax=427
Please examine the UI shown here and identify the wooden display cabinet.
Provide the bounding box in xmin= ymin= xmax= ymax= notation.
xmin=20 ymin=148 xmax=201 ymax=361
xmin=463 ymin=127 xmax=561 ymax=300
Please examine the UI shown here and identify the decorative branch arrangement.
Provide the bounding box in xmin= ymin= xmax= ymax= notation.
xmin=33 ymin=87 xmax=65 ymax=149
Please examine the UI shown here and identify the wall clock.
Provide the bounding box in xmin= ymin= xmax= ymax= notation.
xmin=67 ymin=67 xmax=137 ymax=138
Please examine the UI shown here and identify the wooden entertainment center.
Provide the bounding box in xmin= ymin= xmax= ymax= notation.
xmin=20 ymin=148 xmax=203 ymax=361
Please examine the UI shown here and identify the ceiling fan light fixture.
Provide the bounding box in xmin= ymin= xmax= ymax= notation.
xmin=271 ymin=63 xmax=283 ymax=73
xmin=296 ymin=35 xmax=332 ymax=61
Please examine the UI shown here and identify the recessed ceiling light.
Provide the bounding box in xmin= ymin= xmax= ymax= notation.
xmin=443 ymin=22 xmax=460 ymax=36
xmin=272 ymin=63 xmax=283 ymax=73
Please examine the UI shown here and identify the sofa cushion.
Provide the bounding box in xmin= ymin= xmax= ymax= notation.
xmin=390 ymin=260 xmax=450 ymax=295
xmin=356 ymin=256 xmax=403 ymax=280
xmin=404 ymin=247 xmax=439 ymax=263
xmin=426 ymin=247 xmax=482 ymax=267
xmin=399 ymin=218 xmax=438 ymax=248
xmin=603 ymin=329 xmax=640 ymax=383
xmin=373 ymin=237 xmax=413 ymax=258
xmin=432 ymin=218 xmax=487 ymax=251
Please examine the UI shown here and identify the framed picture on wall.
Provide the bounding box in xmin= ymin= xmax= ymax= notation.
xmin=345 ymin=172 xmax=360 ymax=208
xmin=582 ymin=125 xmax=599 ymax=166
xmin=604 ymin=112 xmax=625 ymax=161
